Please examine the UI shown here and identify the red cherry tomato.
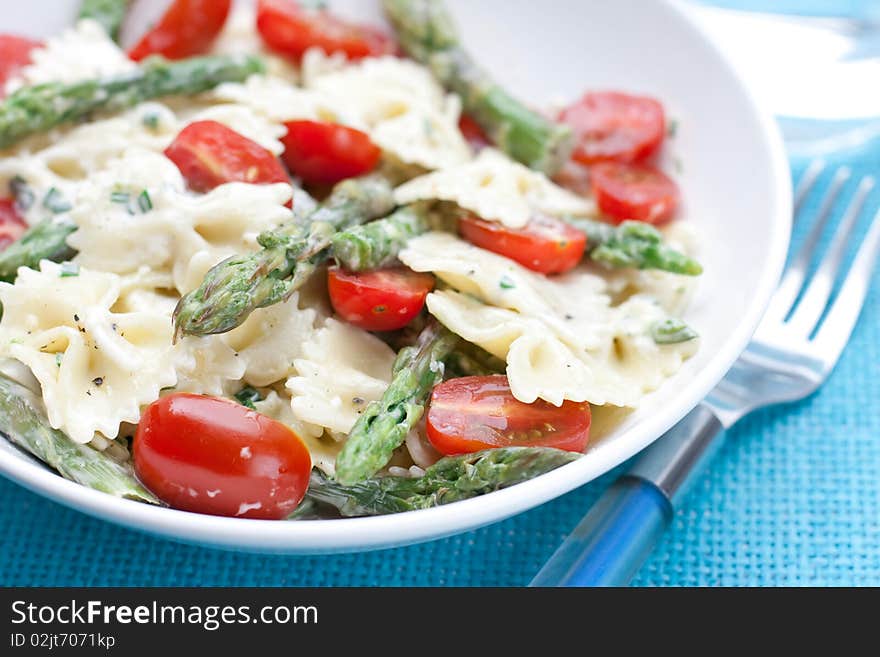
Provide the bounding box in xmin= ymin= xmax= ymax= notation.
xmin=590 ymin=161 xmax=680 ymax=225
xmin=281 ymin=120 xmax=381 ymax=185
xmin=458 ymin=114 xmax=491 ymax=150
xmin=560 ymin=91 xmax=666 ymax=165
xmin=0 ymin=199 xmax=27 ymax=251
xmin=256 ymin=0 xmax=394 ymax=63
xmin=128 ymin=0 xmax=232 ymax=62
xmin=134 ymin=393 xmax=312 ymax=519
xmin=165 ymin=120 xmax=290 ymax=193
xmin=459 ymin=214 xmax=586 ymax=275
xmin=0 ymin=34 xmax=41 ymax=96
xmin=426 ymin=375 xmax=591 ymax=455
xmin=327 ymin=267 xmax=434 ymax=332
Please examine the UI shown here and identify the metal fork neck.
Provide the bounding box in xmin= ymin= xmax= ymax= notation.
xmin=628 ymin=404 xmax=725 ymax=507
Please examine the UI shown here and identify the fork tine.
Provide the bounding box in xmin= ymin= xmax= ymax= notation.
xmin=786 ymin=176 xmax=875 ymax=335
xmin=793 ymin=159 xmax=826 ymax=213
xmin=763 ymin=167 xmax=851 ymax=322
xmin=813 ymin=206 xmax=880 ymax=365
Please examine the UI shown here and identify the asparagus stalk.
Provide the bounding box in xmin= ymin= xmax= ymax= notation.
xmin=331 ymin=205 xmax=434 ymax=271
xmin=308 ymin=447 xmax=579 ymax=516
xmin=79 ymin=0 xmax=131 ymax=41
xmin=335 ymin=320 xmax=459 ymax=485
xmin=383 ymin=0 xmax=573 ymax=175
xmin=564 ymin=216 xmax=703 ymax=276
xmin=0 ymin=374 xmax=159 ymax=503
xmin=0 ymin=220 xmax=78 ymax=283
xmin=174 ymin=174 xmax=396 ymax=337
xmin=0 ymin=54 xmax=264 ymax=149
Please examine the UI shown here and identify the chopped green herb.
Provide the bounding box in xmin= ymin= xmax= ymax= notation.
xmin=55 ymin=353 xmax=63 ymax=367
xmin=299 ymin=0 xmax=328 ymax=9
xmin=651 ymin=318 xmax=698 ymax=344
xmin=667 ymin=118 xmax=679 ymax=138
xmin=43 ymin=188 xmax=72 ymax=214
xmin=9 ymin=176 xmax=34 ymax=211
xmin=59 ymin=262 xmax=80 ymax=278
xmin=110 ymin=190 xmax=130 ymax=205
xmin=142 ymin=112 xmax=160 ymax=130
xmin=499 ymin=275 xmax=515 ymax=290
xmin=234 ymin=386 xmax=264 ymax=411
xmin=137 ymin=189 xmax=153 ymax=213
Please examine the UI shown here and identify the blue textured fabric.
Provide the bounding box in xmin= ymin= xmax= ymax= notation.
xmin=1 ymin=2 xmax=879 ymax=587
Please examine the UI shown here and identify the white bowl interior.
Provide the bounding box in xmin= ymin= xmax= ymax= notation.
xmin=0 ymin=0 xmax=791 ymax=552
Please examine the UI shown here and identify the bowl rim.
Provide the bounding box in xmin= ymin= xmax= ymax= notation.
xmin=0 ymin=0 xmax=793 ymax=554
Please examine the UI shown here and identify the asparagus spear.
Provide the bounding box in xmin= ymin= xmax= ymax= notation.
xmin=383 ymin=0 xmax=574 ymax=175
xmin=174 ymin=174 xmax=396 ymax=338
xmin=308 ymin=447 xmax=579 ymax=516
xmin=0 ymin=374 xmax=159 ymax=503
xmin=78 ymin=0 xmax=131 ymax=41
xmin=0 ymin=220 xmax=78 ymax=283
xmin=564 ymin=216 xmax=703 ymax=276
xmin=0 ymin=54 xmax=264 ymax=149
xmin=335 ymin=320 xmax=459 ymax=485
xmin=331 ymin=205 xmax=434 ymax=271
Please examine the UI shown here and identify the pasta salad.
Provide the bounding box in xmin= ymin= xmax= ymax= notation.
xmin=0 ymin=0 xmax=702 ymax=520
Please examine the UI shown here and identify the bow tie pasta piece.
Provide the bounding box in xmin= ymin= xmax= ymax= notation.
xmin=286 ymin=318 xmax=396 ymax=437
xmin=66 ymin=149 xmax=187 ymax=275
xmin=0 ymin=106 xmax=177 ymax=222
xmin=399 ymin=233 xmax=698 ymax=407
xmin=222 ymin=293 xmax=318 ymax=387
xmin=400 ymin=232 xmax=613 ymax=350
xmin=253 ymin=390 xmax=342 ymax=476
xmin=212 ymin=75 xmax=353 ymax=126
xmin=66 ymin=149 xmax=292 ymax=294
xmin=4 ymin=19 xmax=135 ymax=95
xmin=304 ymin=55 xmax=472 ymax=170
xmin=0 ymin=262 xmax=176 ymax=443
xmin=394 ymin=149 xmax=595 ymax=228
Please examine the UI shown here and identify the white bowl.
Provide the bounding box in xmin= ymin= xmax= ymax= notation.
xmin=0 ymin=0 xmax=790 ymax=553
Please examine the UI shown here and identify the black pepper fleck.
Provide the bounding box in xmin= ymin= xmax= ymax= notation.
xmin=92 ymin=377 xmax=103 ymax=386
xmin=73 ymin=314 xmax=80 ymax=322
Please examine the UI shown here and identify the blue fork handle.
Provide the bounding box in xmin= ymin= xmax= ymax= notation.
xmin=529 ymin=477 xmax=672 ymax=586
xmin=530 ymin=404 xmax=725 ymax=587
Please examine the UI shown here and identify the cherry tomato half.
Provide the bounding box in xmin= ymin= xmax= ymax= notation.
xmin=128 ymin=0 xmax=232 ymax=62
xmin=281 ymin=120 xmax=381 ymax=185
xmin=459 ymin=214 xmax=586 ymax=275
xmin=560 ymin=91 xmax=666 ymax=165
xmin=426 ymin=375 xmax=591 ymax=455
xmin=0 ymin=34 xmax=41 ymax=95
xmin=590 ymin=161 xmax=680 ymax=225
xmin=458 ymin=114 xmax=491 ymax=151
xmin=327 ymin=267 xmax=434 ymax=332
xmin=134 ymin=393 xmax=312 ymax=519
xmin=165 ymin=120 xmax=290 ymax=193
xmin=0 ymin=199 xmax=27 ymax=251
xmin=256 ymin=0 xmax=394 ymax=63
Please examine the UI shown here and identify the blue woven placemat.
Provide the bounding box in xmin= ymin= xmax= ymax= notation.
xmin=2 ymin=3 xmax=879 ymax=587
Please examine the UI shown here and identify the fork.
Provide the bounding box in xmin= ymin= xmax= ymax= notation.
xmin=530 ymin=161 xmax=880 ymax=587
